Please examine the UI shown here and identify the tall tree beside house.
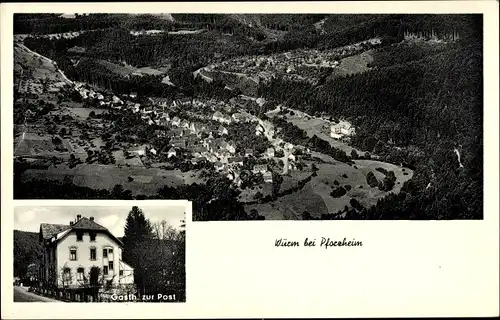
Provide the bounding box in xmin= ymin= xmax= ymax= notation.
xmin=140 ymin=220 xmax=187 ymax=302
xmin=122 ymin=206 xmax=153 ymax=297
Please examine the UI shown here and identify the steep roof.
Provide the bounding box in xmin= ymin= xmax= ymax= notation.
xmin=40 ymin=217 xmax=123 ymax=246
xmin=71 ymin=217 xmax=108 ymax=231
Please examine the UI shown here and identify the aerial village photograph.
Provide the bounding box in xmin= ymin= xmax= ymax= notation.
xmin=13 ymin=204 xmax=186 ymax=302
xmin=13 ymin=13 xmax=483 ymax=221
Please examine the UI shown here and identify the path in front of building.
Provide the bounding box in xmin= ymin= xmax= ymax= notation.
xmin=13 ymin=286 xmax=61 ymax=302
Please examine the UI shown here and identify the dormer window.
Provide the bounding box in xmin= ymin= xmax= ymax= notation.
xmin=76 ymin=232 xmax=83 ymax=242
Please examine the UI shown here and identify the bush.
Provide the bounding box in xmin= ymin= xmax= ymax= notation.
xmin=366 ymin=171 xmax=378 ymax=187
xmin=301 ymin=211 xmax=312 ymax=220
xmin=350 ymin=149 xmax=358 ymax=159
xmin=253 ymin=191 xmax=263 ymax=200
xmin=344 ymin=185 xmax=352 ymax=191
xmin=350 ymin=198 xmax=364 ymax=211
xmin=334 ymin=180 xmax=340 ymax=185
xmin=342 ymin=173 xmax=348 ymax=178
xmin=330 ymin=186 xmax=347 ymax=198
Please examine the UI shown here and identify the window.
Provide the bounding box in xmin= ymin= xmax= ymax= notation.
xmin=103 ymin=248 xmax=107 ymax=258
xmin=76 ymin=232 xmax=83 ymax=241
xmin=103 ymin=266 xmax=108 ymax=275
xmin=63 ymin=268 xmax=71 ymax=281
xmin=108 ymin=248 xmax=113 ymax=254
xmin=119 ymin=270 xmax=123 ymax=276
xmin=69 ymin=248 xmax=77 ymax=261
xmin=77 ymin=268 xmax=84 ymax=281
xmin=109 ymin=261 xmax=114 ymax=271
xmin=90 ymin=247 xmax=96 ymax=260
xmin=89 ymin=232 xmax=96 ymax=242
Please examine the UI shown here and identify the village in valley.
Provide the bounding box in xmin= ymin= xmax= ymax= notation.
xmin=15 ymin=13 xmax=460 ymax=220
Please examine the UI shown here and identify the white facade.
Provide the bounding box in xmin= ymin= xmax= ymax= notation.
xmin=40 ymin=217 xmax=134 ymax=290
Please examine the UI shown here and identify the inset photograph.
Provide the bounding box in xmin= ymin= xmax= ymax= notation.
xmin=13 ymin=202 xmax=186 ymax=302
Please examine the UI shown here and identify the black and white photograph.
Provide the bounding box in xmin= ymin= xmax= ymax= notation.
xmin=13 ymin=203 xmax=186 ymax=302
xmin=12 ymin=13 xmax=483 ymax=221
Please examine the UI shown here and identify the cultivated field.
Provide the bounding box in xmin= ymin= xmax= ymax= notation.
xmin=14 ymin=44 xmax=71 ymax=93
xmin=329 ymin=50 xmax=374 ymax=78
xmin=244 ymin=183 xmax=329 ymax=220
xmin=245 ymin=158 xmax=413 ymax=219
xmin=14 ymin=133 xmax=74 ymax=157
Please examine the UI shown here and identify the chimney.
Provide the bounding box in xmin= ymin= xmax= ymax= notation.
xmin=90 ymin=216 xmax=94 ymax=221
xmin=77 ymin=214 xmax=81 ymax=221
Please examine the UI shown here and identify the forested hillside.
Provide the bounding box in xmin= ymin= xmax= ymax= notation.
xmin=14 ymin=230 xmax=42 ymax=278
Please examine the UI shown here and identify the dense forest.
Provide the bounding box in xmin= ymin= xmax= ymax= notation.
xmin=14 ymin=230 xmax=42 ymax=279
xmin=258 ymin=16 xmax=483 ymax=219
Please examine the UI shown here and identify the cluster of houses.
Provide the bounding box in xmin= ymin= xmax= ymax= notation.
xmin=204 ymin=37 xmax=383 ymax=84
xmin=117 ymin=95 xmax=281 ymax=185
xmin=74 ymin=82 xmax=123 ymax=106
xmin=72 ymin=81 xmax=312 ymax=187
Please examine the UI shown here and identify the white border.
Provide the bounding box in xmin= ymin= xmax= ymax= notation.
xmin=2 ymin=2 xmax=499 ymax=318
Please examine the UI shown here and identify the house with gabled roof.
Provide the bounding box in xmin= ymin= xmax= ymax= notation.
xmin=228 ymin=156 xmax=244 ymax=166
xmin=38 ymin=215 xmax=134 ymax=293
xmin=193 ymin=146 xmax=208 ymax=157
xmin=171 ymin=139 xmax=187 ymax=148
xmin=167 ymin=147 xmax=177 ymax=158
xmin=180 ymin=119 xmax=190 ymax=129
xmin=160 ymin=112 xmax=170 ymax=121
xmin=252 ymin=164 xmax=268 ymax=174
xmin=245 ymin=149 xmax=254 ymax=157
xmin=212 ymin=111 xmax=224 ymax=122
xmin=171 ymin=117 xmax=181 ymax=127
xmin=218 ymin=125 xmax=228 ymax=136
xmin=231 ymin=113 xmax=246 ymax=123
xmin=168 ymin=128 xmax=185 ymax=138
xmin=263 ymin=171 xmax=273 ymax=183
xmin=266 ymin=147 xmax=275 ymax=158
xmin=214 ymin=161 xmax=225 ymax=172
